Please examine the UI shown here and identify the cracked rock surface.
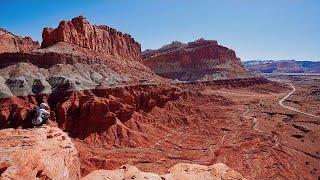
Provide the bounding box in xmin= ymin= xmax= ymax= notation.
xmin=0 ymin=126 xmax=81 ymax=180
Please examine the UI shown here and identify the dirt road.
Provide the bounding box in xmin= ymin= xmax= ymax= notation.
xmin=279 ymin=83 xmax=320 ymax=119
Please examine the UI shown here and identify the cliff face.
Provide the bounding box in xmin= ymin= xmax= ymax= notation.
xmin=142 ymin=39 xmax=251 ymax=81
xmin=0 ymin=28 xmax=39 ymax=53
xmin=41 ymin=16 xmax=141 ymax=61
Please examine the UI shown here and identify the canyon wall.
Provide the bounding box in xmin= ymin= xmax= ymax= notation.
xmin=41 ymin=16 xmax=141 ymax=61
xmin=0 ymin=84 xmax=182 ymax=137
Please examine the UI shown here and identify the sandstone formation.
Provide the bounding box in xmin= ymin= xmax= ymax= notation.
xmin=142 ymin=39 xmax=251 ymax=81
xmin=0 ymin=17 xmax=164 ymax=98
xmin=0 ymin=28 xmax=39 ymax=53
xmin=83 ymin=163 xmax=246 ymax=180
xmin=0 ymin=84 xmax=183 ymax=136
xmin=41 ymin=16 xmax=141 ymax=61
xmin=0 ymin=126 xmax=81 ymax=180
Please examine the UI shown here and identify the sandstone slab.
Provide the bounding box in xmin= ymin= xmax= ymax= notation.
xmin=0 ymin=126 xmax=81 ymax=180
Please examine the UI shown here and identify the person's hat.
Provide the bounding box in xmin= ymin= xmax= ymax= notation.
xmin=39 ymin=103 xmax=49 ymax=109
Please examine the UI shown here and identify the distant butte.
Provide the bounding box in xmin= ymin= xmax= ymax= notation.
xmin=142 ymin=38 xmax=252 ymax=81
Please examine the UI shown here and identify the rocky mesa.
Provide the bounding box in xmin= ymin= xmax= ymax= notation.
xmin=42 ymin=16 xmax=141 ymax=61
xmin=142 ymin=39 xmax=251 ymax=81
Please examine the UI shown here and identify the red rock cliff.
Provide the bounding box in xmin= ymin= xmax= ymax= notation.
xmin=0 ymin=28 xmax=39 ymax=53
xmin=142 ymin=38 xmax=251 ymax=81
xmin=41 ymin=16 xmax=141 ymax=61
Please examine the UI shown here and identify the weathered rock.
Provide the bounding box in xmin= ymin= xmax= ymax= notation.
xmin=82 ymin=163 xmax=246 ymax=180
xmin=82 ymin=165 xmax=161 ymax=180
xmin=0 ymin=76 xmax=13 ymax=98
xmin=32 ymin=78 xmax=52 ymax=94
xmin=0 ymin=59 xmax=162 ymax=97
xmin=0 ymin=126 xmax=81 ymax=180
xmin=0 ymin=28 xmax=39 ymax=53
xmin=41 ymin=16 xmax=141 ymax=61
xmin=53 ymin=85 xmax=182 ymax=140
xmin=0 ymin=96 xmax=35 ymax=128
xmin=142 ymin=38 xmax=251 ymax=81
xmin=5 ymin=76 xmax=33 ymax=96
xmin=162 ymin=163 xmax=246 ymax=180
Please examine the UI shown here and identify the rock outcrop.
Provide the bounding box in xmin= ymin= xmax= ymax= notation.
xmin=142 ymin=38 xmax=251 ymax=81
xmin=41 ymin=16 xmax=141 ymax=61
xmin=0 ymin=28 xmax=39 ymax=53
xmin=0 ymin=126 xmax=81 ymax=180
xmin=0 ymin=84 xmax=182 ymax=138
xmin=82 ymin=163 xmax=246 ymax=180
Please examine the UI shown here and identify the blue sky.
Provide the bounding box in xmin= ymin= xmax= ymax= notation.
xmin=1 ymin=0 xmax=319 ymax=61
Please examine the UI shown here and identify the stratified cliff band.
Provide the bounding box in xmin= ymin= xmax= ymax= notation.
xmin=42 ymin=16 xmax=141 ymax=61
xmin=142 ymin=38 xmax=251 ymax=81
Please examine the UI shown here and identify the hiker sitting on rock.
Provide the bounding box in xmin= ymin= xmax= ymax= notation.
xmin=32 ymin=103 xmax=50 ymax=127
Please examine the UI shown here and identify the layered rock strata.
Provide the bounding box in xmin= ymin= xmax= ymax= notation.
xmin=0 ymin=84 xmax=182 ymax=138
xmin=143 ymin=39 xmax=251 ymax=81
xmin=0 ymin=17 xmax=164 ymax=98
xmin=41 ymin=16 xmax=141 ymax=61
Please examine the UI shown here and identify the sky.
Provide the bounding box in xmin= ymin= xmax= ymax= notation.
xmin=1 ymin=0 xmax=319 ymax=61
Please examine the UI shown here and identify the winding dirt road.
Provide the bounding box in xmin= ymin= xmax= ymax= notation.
xmin=279 ymin=83 xmax=320 ymax=119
